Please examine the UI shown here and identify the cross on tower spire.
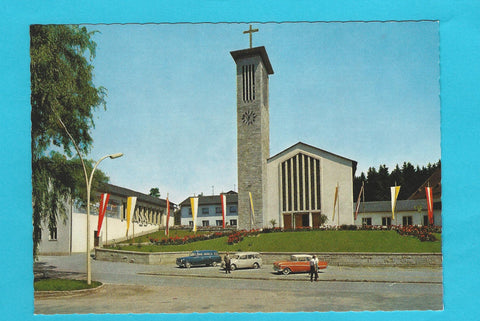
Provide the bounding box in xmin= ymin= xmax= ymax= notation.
xmin=243 ymin=24 xmax=259 ymax=48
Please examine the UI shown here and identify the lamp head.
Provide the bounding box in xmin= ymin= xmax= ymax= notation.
xmin=109 ymin=153 xmax=123 ymax=159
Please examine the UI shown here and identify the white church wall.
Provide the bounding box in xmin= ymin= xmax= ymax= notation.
xmin=266 ymin=144 xmax=356 ymax=229
xmin=265 ymin=157 xmax=281 ymax=228
xmin=319 ymin=153 xmax=355 ymax=226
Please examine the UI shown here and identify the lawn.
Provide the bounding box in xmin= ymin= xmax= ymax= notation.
xmin=118 ymin=229 xmax=211 ymax=244
xmin=114 ymin=230 xmax=442 ymax=253
xmin=34 ymin=279 xmax=102 ymax=291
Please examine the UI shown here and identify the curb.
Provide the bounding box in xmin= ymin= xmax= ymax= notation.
xmin=138 ymin=272 xmax=442 ymax=285
xmin=34 ymin=283 xmax=105 ymax=299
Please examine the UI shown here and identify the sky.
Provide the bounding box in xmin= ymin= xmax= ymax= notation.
xmin=83 ymin=22 xmax=440 ymax=204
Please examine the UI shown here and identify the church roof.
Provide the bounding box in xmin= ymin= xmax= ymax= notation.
xmin=355 ymin=199 xmax=441 ymax=213
xmin=230 ymin=46 xmax=274 ymax=75
xmin=268 ymin=141 xmax=358 ymax=174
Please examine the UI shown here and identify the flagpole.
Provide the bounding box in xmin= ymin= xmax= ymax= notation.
xmin=105 ymin=206 xmax=108 ymax=247
xmin=337 ymin=183 xmax=340 ymax=226
xmin=362 ymin=181 xmax=365 ymax=216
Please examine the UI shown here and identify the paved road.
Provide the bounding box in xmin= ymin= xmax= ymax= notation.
xmin=34 ymin=254 xmax=443 ymax=314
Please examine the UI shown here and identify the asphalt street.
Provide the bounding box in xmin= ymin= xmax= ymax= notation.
xmin=34 ymin=254 xmax=443 ymax=313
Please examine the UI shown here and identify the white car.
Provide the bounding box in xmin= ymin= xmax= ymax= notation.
xmin=222 ymin=252 xmax=262 ymax=270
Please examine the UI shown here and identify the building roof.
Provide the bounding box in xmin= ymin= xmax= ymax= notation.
xmin=179 ymin=192 xmax=238 ymax=207
xmin=97 ymin=183 xmax=173 ymax=207
xmin=355 ymin=199 xmax=441 ymax=213
xmin=407 ymin=167 xmax=442 ymax=200
xmin=230 ymin=46 xmax=274 ymax=75
xmin=267 ymin=141 xmax=358 ymax=175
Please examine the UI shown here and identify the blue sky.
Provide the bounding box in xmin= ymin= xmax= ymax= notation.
xmin=85 ymin=22 xmax=440 ymax=203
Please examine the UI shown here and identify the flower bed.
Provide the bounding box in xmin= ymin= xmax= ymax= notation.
xmin=149 ymin=231 xmax=234 ymax=246
xmin=146 ymin=224 xmax=441 ymax=246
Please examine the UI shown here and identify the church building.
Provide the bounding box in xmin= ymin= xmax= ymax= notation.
xmin=231 ymin=31 xmax=357 ymax=230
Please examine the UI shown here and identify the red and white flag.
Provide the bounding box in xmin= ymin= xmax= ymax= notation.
xmin=97 ymin=193 xmax=110 ymax=237
xmin=220 ymin=194 xmax=227 ymax=229
xmin=165 ymin=196 xmax=171 ymax=236
xmin=426 ymin=186 xmax=434 ymax=225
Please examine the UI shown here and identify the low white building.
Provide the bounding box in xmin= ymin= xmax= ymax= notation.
xmin=354 ymin=199 xmax=442 ymax=227
xmin=354 ymin=168 xmax=442 ymax=227
xmin=37 ymin=183 xmax=174 ymax=255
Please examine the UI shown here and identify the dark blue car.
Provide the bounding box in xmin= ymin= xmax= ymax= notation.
xmin=176 ymin=250 xmax=222 ymax=268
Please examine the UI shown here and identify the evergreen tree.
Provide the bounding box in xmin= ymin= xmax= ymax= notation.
xmin=355 ymin=160 xmax=440 ymax=201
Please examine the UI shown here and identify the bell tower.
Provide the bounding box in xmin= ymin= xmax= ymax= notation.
xmin=230 ymin=29 xmax=274 ymax=230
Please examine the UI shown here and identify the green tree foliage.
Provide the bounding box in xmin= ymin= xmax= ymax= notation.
xmin=149 ymin=187 xmax=161 ymax=198
xmin=354 ymin=160 xmax=440 ymax=201
xmin=31 ymin=25 xmax=108 ymax=258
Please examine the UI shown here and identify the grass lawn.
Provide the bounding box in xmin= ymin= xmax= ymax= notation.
xmin=34 ymin=279 xmax=102 ymax=291
xmin=118 ymin=229 xmax=211 ymax=244
xmin=114 ymin=230 xmax=442 ymax=253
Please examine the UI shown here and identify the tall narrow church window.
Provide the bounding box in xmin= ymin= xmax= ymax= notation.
xmin=293 ymin=157 xmax=298 ymax=210
xmin=315 ymin=159 xmax=321 ymax=208
xmin=242 ymin=64 xmax=255 ymax=102
xmin=282 ymin=163 xmax=287 ymax=211
xmin=281 ymin=154 xmax=321 ymax=214
xmin=298 ymin=155 xmax=304 ymax=210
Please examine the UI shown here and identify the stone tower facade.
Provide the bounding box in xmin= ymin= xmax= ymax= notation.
xmin=230 ymin=47 xmax=274 ymax=230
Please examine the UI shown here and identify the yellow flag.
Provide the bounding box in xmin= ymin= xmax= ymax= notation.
xmin=126 ymin=196 xmax=137 ymax=236
xmin=391 ymin=186 xmax=401 ymax=219
xmin=249 ymin=192 xmax=255 ymax=227
xmin=190 ymin=197 xmax=198 ymax=232
xmin=332 ymin=184 xmax=339 ymax=221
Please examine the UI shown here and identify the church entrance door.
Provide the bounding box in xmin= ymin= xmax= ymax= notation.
xmin=283 ymin=214 xmax=292 ymax=229
xmin=312 ymin=213 xmax=322 ymax=228
xmin=293 ymin=213 xmax=309 ymax=228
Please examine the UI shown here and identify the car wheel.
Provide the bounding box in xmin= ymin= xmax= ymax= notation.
xmin=185 ymin=262 xmax=191 ymax=269
xmin=253 ymin=262 xmax=260 ymax=269
xmin=282 ymin=267 xmax=291 ymax=275
xmin=212 ymin=262 xmax=217 ymax=267
xmin=231 ymin=264 xmax=237 ymax=271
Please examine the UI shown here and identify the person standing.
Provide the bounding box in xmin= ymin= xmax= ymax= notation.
xmin=309 ymin=255 xmax=319 ymax=282
xmin=224 ymin=252 xmax=231 ymax=274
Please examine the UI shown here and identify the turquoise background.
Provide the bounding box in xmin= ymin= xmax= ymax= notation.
xmin=1 ymin=0 xmax=479 ymax=320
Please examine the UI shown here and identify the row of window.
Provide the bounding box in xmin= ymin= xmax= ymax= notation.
xmin=188 ymin=219 xmax=238 ymax=227
xmin=188 ymin=206 xmax=237 ymax=215
xmin=35 ymin=227 xmax=57 ymax=241
xmin=361 ymin=215 xmax=432 ymax=226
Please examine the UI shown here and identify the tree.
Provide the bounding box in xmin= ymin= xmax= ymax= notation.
xmin=31 ymin=25 xmax=107 ymax=258
xmin=149 ymin=188 xmax=161 ymax=198
xmin=354 ymin=160 xmax=440 ymax=201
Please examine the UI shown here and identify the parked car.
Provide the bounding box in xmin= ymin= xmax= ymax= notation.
xmin=176 ymin=250 xmax=222 ymax=268
xmin=273 ymin=254 xmax=328 ymax=275
xmin=221 ymin=252 xmax=262 ymax=270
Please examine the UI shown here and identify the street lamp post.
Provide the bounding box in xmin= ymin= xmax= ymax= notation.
xmin=52 ymin=111 xmax=123 ymax=285
xmin=86 ymin=153 xmax=123 ymax=285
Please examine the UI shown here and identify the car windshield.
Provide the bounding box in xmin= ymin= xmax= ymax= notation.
xmin=191 ymin=252 xmax=198 ymax=256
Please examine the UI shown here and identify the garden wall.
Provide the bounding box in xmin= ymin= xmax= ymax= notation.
xmin=94 ymin=248 xmax=442 ymax=267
